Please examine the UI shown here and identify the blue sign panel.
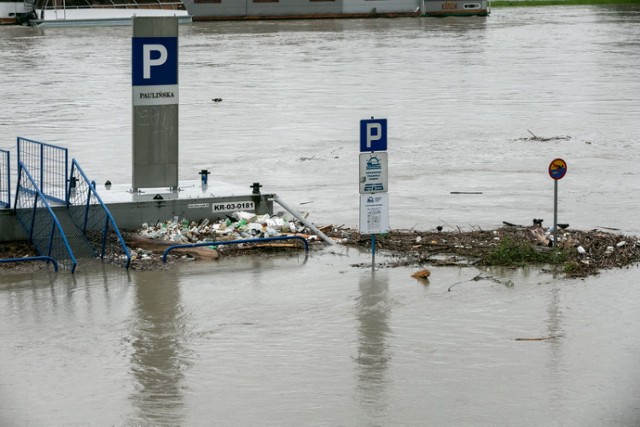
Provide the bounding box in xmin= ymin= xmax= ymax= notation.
xmin=132 ymin=37 xmax=178 ymax=86
xmin=360 ymin=118 xmax=387 ymax=152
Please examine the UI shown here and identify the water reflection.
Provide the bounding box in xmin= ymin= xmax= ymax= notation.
xmin=545 ymin=285 xmax=566 ymax=409
xmin=355 ymin=269 xmax=391 ymax=419
xmin=129 ymin=270 xmax=190 ymax=425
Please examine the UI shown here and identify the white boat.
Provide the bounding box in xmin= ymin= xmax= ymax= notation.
xmin=29 ymin=0 xmax=192 ymax=27
xmin=0 ymin=0 xmax=26 ymax=24
xmin=182 ymin=0 xmax=488 ymax=21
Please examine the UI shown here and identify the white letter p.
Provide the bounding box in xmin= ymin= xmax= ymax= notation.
xmin=143 ymin=44 xmax=168 ymax=79
xmin=366 ymin=123 xmax=382 ymax=149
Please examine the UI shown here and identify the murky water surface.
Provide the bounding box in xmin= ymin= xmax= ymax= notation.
xmin=1 ymin=6 xmax=640 ymax=425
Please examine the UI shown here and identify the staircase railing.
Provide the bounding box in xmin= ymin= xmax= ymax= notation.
xmin=14 ymin=161 xmax=77 ymax=272
xmin=68 ymin=160 xmax=131 ymax=269
xmin=17 ymin=136 xmax=68 ymax=205
xmin=0 ymin=149 xmax=9 ymax=208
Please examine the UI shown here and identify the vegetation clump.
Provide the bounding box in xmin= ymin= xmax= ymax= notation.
xmin=479 ymin=236 xmax=566 ymax=267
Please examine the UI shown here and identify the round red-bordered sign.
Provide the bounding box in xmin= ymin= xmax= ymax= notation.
xmin=549 ymin=158 xmax=567 ymax=180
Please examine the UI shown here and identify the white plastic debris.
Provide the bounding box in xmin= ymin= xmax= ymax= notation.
xmin=134 ymin=212 xmax=313 ymax=244
xmin=577 ymin=246 xmax=586 ymax=255
xmin=616 ymin=241 xmax=627 ymax=248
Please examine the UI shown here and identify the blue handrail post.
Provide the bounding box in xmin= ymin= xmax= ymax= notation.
xmin=83 ymin=180 xmax=91 ymax=233
xmin=29 ymin=190 xmax=38 ymax=241
xmin=48 ymin=222 xmax=56 ymax=258
xmin=66 ymin=163 xmax=74 ymax=207
xmin=39 ymin=143 xmax=44 ymax=192
xmin=64 ymin=150 xmax=69 ymax=204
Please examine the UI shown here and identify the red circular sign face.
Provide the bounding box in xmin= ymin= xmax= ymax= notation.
xmin=549 ymin=158 xmax=568 ymax=180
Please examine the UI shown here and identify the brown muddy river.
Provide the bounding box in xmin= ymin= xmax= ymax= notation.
xmin=1 ymin=5 xmax=640 ymax=425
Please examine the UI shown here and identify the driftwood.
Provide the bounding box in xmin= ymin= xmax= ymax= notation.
xmin=517 ymin=129 xmax=572 ymax=142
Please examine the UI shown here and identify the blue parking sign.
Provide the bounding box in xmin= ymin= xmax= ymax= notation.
xmin=132 ymin=37 xmax=178 ymax=86
xmin=360 ymin=118 xmax=387 ymax=152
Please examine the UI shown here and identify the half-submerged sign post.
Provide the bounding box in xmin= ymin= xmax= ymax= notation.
xmin=132 ymin=17 xmax=179 ymax=191
xmin=549 ymin=158 xmax=567 ymax=247
xmin=359 ymin=118 xmax=389 ymax=269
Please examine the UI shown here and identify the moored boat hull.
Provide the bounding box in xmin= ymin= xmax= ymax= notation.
xmin=183 ymin=0 xmax=489 ymax=21
xmin=0 ymin=1 xmax=26 ymax=25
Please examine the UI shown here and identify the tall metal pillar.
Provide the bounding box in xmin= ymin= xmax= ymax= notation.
xmin=131 ymin=17 xmax=179 ymax=191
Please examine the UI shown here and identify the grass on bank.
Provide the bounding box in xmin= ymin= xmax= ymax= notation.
xmin=491 ymin=0 xmax=640 ymax=8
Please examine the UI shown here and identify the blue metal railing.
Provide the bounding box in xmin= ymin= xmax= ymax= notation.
xmin=17 ymin=137 xmax=68 ymax=205
xmin=68 ymin=160 xmax=131 ymax=269
xmin=0 ymin=148 xmax=9 ymax=208
xmin=0 ymin=256 xmax=59 ymax=272
xmin=162 ymin=235 xmax=309 ymax=263
xmin=14 ymin=161 xmax=77 ymax=272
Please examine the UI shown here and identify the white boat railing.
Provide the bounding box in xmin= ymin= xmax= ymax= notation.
xmin=35 ymin=0 xmax=187 ymax=12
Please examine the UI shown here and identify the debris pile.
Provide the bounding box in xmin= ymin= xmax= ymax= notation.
xmin=134 ymin=211 xmax=308 ymax=244
xmin=333 ymin=225 xmax=640 ymax=278
xmin=122 ymin=211 xmax=324 ymax=267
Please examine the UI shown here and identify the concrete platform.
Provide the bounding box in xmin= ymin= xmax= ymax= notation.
xmin=0 ymin=180 xmax=275 ymax=242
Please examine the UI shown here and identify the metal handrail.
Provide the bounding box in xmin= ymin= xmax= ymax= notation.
xmin=162 ymin=235 xmax=309 ymax=263
xmin=68 ymin=159 xmax=131 ymax=269
xmin=15 ymin=161 xmax=77 ymax=273
xmin=17 ymin=136 xmax=68 ymax=205
xmin=0 ymin=256 xmax=59 ymax=272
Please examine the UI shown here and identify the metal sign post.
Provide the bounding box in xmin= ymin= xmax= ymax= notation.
xmin=359 ymin=117 xmax=389 ymax=269
xmin=548 ymin=158 xmax=568 ymax=247
xmin=132 ymin=17 xmax=180 ymax=191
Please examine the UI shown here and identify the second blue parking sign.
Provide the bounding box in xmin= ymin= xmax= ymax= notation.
xmin=360 ymin=118 xmax=387 ymax=152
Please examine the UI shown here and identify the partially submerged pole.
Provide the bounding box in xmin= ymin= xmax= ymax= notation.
xmin=270 ymin=195 xmax=335 ymax=245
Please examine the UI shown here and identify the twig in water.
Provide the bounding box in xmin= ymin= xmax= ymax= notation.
xmin=447 ymin=274 xmax=514 ymax=292
xmin=515 ymin=336 xmax=560 ymax=341
xmin=447 ymin=273 xmax=485 ymax=291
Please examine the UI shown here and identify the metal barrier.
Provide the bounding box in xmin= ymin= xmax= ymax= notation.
xmin=0 ymin=256 xmax=59 ymax=272
xmin=0 ymin=148 xmax=9 ymax=208
xmin=68 ymin=160 xmax=131 ymax=269
xmin=14 ymin=161 xmax=77 ymax=273
xmin=17 ymin=137 xmax=68 ymax=205
xmin=162 ymin=235 xmax=309 ymax=263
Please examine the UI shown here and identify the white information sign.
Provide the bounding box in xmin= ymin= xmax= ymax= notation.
xmin=359 ymin=193 xmax=390 ymax=235
xmin=359 ymin=152 xmax=388 ymax=194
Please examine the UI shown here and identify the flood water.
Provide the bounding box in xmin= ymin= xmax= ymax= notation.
xmin=1 ymin=5 xmax=640 ymax=425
